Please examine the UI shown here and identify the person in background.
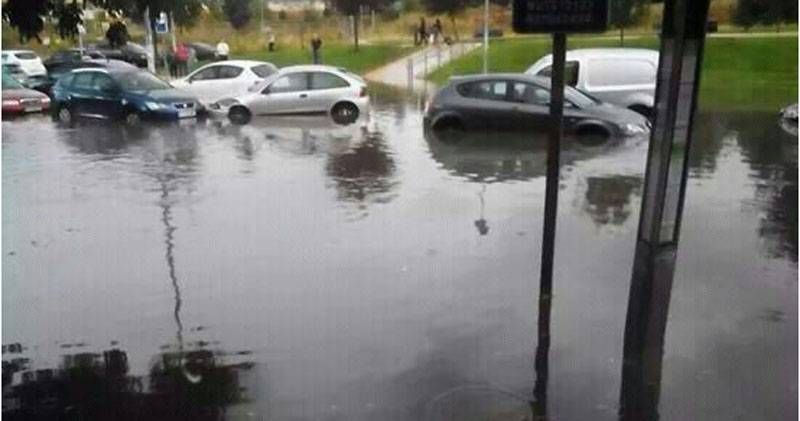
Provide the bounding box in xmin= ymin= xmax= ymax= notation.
xmin=433 ymin=18 xmax=443 ymax=44
xmin=268 ymin=31 xmax=276 ymax=52
xmin=418 ymin=17 xmax=427 ymax=46
xmin=215 ymin=40 xmax=230 ymax=61
xmin=311 ymin=34 xmax=322 ymax=64
xmin=174 ymin=42 xmax=190 ymax=77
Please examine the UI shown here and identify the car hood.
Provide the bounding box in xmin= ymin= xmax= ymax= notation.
xmin=3 ymin=88 xmax=48 ymax=100
xmin=125 ymin=88 xmax=199 ymax=104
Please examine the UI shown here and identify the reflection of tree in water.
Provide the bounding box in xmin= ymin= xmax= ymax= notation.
xmin=732 ymin=111 xmax=798 ymax=261
xmin=582 ymin=175 xmax=643 ymax=226
xmin=2 ymin=344 xmax=253 ymax=420
xmin=326 ymin=128 xmax=397 ymax=206
xmin=687 ymin=111 xmax=728 ymax=176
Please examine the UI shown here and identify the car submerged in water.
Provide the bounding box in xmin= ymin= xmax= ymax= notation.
xmin=210 ymin=65 xmax=369 ymax=125
xmin=51 ymin=67 xmax=203 ymax=126
xmin=424 ymin=74 xmax=650 ymax=140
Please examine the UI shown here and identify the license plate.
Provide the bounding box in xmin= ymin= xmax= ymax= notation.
xmin=24 ymin=106 xmax=42 ymax=113
xmin=178 ymin=109 xmax=196 ymax=119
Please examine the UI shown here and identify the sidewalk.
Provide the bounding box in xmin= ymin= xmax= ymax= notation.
xmin=365 ymin=42 xmax=480 ymax=91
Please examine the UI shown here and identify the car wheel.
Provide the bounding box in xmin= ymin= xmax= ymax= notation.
xmin=575 ymin=125 xmax=610 ymax=145
xmin=229 ymin=106 xmax=251 ymax=125
xmin=433 ymin=117 xmax=464 ymax=132
xmin=331 ymin=102 xmax=359 ymax=125
xmin=55 ymin=105 xmax=75 ymax=127
xmin=124 ymin=111 xmax=142 ymax=127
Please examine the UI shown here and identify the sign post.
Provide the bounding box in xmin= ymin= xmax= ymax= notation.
xmin=512 ymin=1 xmax=608 ymax=418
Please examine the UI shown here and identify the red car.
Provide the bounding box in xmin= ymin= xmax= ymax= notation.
xmin=2 ymin=72 xmax=50 ymax=115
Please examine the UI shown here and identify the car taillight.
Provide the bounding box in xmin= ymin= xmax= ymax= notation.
xmin=2 ymin=99 xmax=20 ymax=107
xmin=359 ymin=86 xmax=367 ymax=97
xmin=41 ymin=97 xmax=50 ymax=104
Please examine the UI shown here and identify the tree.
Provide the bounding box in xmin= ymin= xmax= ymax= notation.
xmin=3 ymin=0 xmax=57 ymax=43
xmin=224 ymin=0 xmax=252 ymax=29
xmin=106 ymin=19 xmax=130 ymax=47
xmin=735 ymin=0 xmax=797 ymax=30
xmin=609 ymin=0 xmax=649 ymax=46
xmin=422 ymin=0 xmax=466 ymax=41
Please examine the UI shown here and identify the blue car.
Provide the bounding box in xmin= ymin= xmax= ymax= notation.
xmin=51 ymin=67 xmax=203 ymax=126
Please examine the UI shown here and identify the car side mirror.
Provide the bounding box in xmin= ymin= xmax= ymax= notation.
xmin=261 ymin=87 xmax=270 ymax=95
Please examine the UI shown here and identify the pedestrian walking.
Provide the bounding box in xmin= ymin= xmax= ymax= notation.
xmin=215 ymin=39 xmax=230 ymax=61
xmin=433 ymin=18 xmax=443 ymax=44
xmin=418 ymin=17 xmax=428 ymax=46
xmin=268 ymin=32 xmax=276 ymax=52
xmin=311 ymin=34 xmax=322 ymax=64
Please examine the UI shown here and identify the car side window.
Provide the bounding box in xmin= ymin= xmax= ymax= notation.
xmin=218 ymin=65 xmax=244 ymax=79
xmin=310 ymin=72 xmax=350 ymax=90
xmin=510 ymin=82 xmax=551 ymax=105
xmin=536 ymin=61 xmax=580 ymax=87
xmin=458 ymin=81 xmax=508 ymax=101
xmin=268 ymin=73 xmax=309 ymax=93
xmin=587 ymin=59 xmax=655 ymax=86
xmin=72 ymin=72 xmax=95 ymax=89
xmin=92 ymin=73 xmax=116 ymax=92
xmin=190 ymin=66 xmax=219 ymax=81
xmin=251 ymin=64 xmax=276 ymax=78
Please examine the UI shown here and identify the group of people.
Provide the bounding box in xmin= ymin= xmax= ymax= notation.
xmin=415 ymin=17 xmax=444 ymax=46
xmin=167 ymin=40 xmax=229 ymax=78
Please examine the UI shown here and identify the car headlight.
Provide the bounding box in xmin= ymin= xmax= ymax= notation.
xmin=621 ymin=123 xmax=648 ymax=136
xmin=145 ymin=101 xmax=168 ymax=111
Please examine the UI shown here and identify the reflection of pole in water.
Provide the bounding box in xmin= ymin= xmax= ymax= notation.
xmin=159 ymin=175 xmax=183 ymax=355
xmin=530 ymin=265 xmax=551 ymax=420
xmin=474 ymin=184 xmax=489 ymax=236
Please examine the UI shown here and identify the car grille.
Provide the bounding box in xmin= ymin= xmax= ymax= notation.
xmin=173 ymin=102 xmax=194 ymax=109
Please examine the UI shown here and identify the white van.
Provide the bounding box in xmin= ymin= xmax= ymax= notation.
xmin=525 ymin=48 xmax=659 ymax=117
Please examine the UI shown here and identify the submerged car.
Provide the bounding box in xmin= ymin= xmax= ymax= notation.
xmin=171 ymin=60 xmax=278 ymax=106
xmin=425 ymin=74 xmax=650 ymax=139
xmin=51 ymin=67 xmax=202 ymax=126
xmin=2 ymin=72 xmax=50 ymax=116
xmin=525 ymin=48 xmax=659 ymax=118
xmin=211 ymin=65 xmax=369 ymax=125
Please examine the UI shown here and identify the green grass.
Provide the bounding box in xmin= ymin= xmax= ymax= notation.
xmin=429 ymin=35 xmax=798 ymax=111
xmin=237 ymin=42 xmax=416 ymax=74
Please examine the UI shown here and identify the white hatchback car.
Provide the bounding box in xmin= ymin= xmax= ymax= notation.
xmin=525 ymin=48 xmax=659 ymax=117
xmin=2 ymin=50 xmax=47 ymax=77
xmin=213 ymin=65 xmax=369 ymax=125
xmin=170 ymin=60 xmax=278 ymax=106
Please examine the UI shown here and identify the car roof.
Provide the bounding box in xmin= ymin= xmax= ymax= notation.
xmin=201 ymin=60 xmax=276 ymax=68
xmin=538 ymin=48 xmax=659 ymax=62
xmin=280 ymin=64 xmax=348 ymax=73
xmin=3 ymin=50 xmax=36 ymax=54
xmin=448 ymin=73 xmax=552 ymax=86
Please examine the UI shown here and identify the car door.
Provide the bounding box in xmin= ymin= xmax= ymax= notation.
xmin=89 ymin=72 xmax=124 ymax=119
xmin=508 ymin=81 xmax=551 ymax=130
xmin=181 ymin=65 xmax=220 ymax=104
xmin=68 ymin=72 xmax=98 ymax=117
xmin=214 ymin=65 xmax=246 ymax=101
xmin=457 ymin=80 xmax=516 ymax=131
xmin=254 ymin=72 xmax=312 ymax=115
xmin=583 ymin=58 xmax=656 ymax=105
xmin=308 ymin=71 xmax=352 ymax=113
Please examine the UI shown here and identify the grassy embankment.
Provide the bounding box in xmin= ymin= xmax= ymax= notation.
xmin=429 ymin=35 xmax=798 ymax=111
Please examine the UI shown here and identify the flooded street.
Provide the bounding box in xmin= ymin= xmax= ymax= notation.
xmin=2 ymin=88 xmax=797 ymax=420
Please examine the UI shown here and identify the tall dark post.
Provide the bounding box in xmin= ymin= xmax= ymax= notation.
xmin=619 ymin=0 xmax=711 ymax=419
xmin=533 ymin=32 xmax=566 ymax=420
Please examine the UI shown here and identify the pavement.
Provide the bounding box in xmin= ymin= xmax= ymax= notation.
xmin=365 ymin=42 xmax=481 ymax=91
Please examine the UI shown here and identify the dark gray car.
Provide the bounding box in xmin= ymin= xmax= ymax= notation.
xmin=424 ymin=74 xmax=650 ymax=138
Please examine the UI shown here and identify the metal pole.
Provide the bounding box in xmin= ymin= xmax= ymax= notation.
xmin=407 ymin=58 xmax=414 ymax=90
xmin=483 ymin=0 xmax=489 ymax=73
xmin=533 ymin=31 xmax=566 ymax=421
xmin=144 ymin=7 xmax=156 ymax=73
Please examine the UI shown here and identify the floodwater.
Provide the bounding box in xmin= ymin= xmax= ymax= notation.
xmin=2 ymin=89 xmax=797 ymax=420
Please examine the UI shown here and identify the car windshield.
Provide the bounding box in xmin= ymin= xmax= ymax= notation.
xmin=115 ymin=71 xmax=171 ymax=91
xmin=565 ymin=85 xmax=601 ymax=108
xmin=2 ymin=73 xmax=23 ymax=89
xmin=15 ymin=52 xmax=38 ymax=60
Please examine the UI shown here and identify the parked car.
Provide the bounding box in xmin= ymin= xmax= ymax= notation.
xmin=44 ymin=48 xmax=105 ymax=72
xmin=186 ymin=42 xmax=217 ymax=61
xmin=211 ymin=65 xmax=369 ymax=125
xmin=2 ymin=50 xmax=47 ymax=78
xmin=424 ymin=74 xmax=650 ymax=139
xmin=525 ymin=48 xmax=659 ymax=118
xmin=51 ymin=67 xmax=202 ymax=126
xmin=170 ymin=60 xmax=279 ymax=106
xmin=2 ymin=72 xmax=50 ymax=116
xmin=88 ymin=42 xmax=149 ymax=67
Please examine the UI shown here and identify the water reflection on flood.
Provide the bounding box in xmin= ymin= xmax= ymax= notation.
xmin=2 ymin=94 xmax=797 ymax=420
